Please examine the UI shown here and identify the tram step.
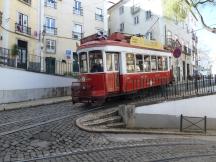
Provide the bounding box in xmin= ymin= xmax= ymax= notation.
xmin=83 ymin=116 xmax=122 ymax=126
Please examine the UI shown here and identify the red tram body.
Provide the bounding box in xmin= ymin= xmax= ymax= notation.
xmin=72 ymin=33 xmax=173 ymax=103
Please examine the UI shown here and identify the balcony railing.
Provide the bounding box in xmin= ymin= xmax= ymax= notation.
xmin=72 ymin=31 xmax=83 ymax=40
xmin=15 ymin=23 xmax=31 ymax=35
xmin=165 ymin=38 xmax=175 ymax=49
xmin=43 ymin=26 xmax=57 ymax=35
xmin=95 ymin=14 xmax=104 ymax=21
xmin=44 ymin=1 xmax=57 ymax=8
xmin=73 ymin=7 xmax=83 ymax=16
xmin=19 ymin=0 xmax=31 ymax=5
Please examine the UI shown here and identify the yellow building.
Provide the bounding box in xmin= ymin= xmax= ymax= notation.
xmin=0 ymin=0 xmax=40 ymax=70
xmin=0 ymin=0 xmax=107 ymax=75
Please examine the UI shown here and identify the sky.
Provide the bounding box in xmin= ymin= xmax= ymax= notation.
xmin=108 ymin=0 xmax=216 ymax=74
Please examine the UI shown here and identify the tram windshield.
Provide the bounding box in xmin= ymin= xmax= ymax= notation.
xmin=89 ymin=50 xmax=104 ymax=73
xmin=79 ymin=52 xmax=88 ymax=73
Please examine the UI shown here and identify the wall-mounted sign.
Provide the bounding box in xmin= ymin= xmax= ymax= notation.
xmin=65 ymin=49 xmax=72 ymax=59
xmin=130 ymin=36 xmax=163 ymax=50
xmin=173 ymin=47 xmax=181 ymax=58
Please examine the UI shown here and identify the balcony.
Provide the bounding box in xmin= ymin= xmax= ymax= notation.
xmin=19 ymin=0 xmax=31 ymax=5
xmin=164 ymin=38 xmax=175 ymax=49
xmin=72 ymin=31 xmax=83 ymax=40
xmin=15 ymin=23 xmax=31 ymax=36
xmin=73 ymin=7 xmax=83 ymax=16
xmin=44 ymin=1 xmax=57 ymax=9
xmin=43 ymin=26 xmax=57 ymax=35
xmin=131 ymin=5 xmax=140 ymax=15
xmin=95 ymin=14 xmax=103 ymax=21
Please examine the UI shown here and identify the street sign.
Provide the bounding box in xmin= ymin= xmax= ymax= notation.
xmin=173 ymin=47 xmax=181 ymax=58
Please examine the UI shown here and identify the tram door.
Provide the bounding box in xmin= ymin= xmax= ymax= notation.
xmin=106 ymin=52 xmax=120 ymax=92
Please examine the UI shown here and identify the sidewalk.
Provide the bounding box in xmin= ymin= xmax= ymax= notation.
xmin=0 ymin=96 xmax=72 ymax=111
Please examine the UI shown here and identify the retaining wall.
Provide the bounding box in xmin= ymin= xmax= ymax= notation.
xmin=0 ymin=67 xmax=77 ymax=104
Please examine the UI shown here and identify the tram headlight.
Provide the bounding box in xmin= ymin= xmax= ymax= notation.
xmin=80 ymin=76 xmax=86 ymax=82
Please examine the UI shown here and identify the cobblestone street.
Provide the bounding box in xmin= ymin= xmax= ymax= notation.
xmin=1 ymin=102 xmax=216 ymax=162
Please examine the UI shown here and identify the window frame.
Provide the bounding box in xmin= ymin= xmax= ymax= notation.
xmin=46 ymin=39 xmax=56 ymax=54
xmin=126 ymin=53 xmax=135 ymax=73
xmin=79 ymin=52 xmax=88 ymax=73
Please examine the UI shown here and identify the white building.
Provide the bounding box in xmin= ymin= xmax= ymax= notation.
xmin=108 ymin=0 xmax=198 ymax=81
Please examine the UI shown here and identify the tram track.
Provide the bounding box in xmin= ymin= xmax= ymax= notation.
xmin=0 ymin=105 xmax=106 ymax=137
xmin=16 ymin=142 xmax=211 ymax=162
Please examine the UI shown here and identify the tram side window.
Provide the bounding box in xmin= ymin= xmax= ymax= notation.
xmin=144 ymin=55 xmax=151 ymax=72
xmin=163 ymin=57 xmax=168 ymax=70
xmin=79 ymin=52 xmax=88 ymax=73
xmin=126 ymin=53 xmax=135 ymax=73
xmin=106 ymin=53 xmax=113 ymax=71
xmin=89 ymin=50 xmax=103 ymax=73
xmin=151 ymin=56 xmax=157 ymax=71
xmin=158 ymin=56 xmax=163 ymax=71
xmin=114 ymin=53 xmax=119 ymax=71
xmin=136 ymin=54 xmax=143 ymax=72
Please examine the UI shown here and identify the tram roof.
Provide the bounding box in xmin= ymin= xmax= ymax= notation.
xmin=78 ymin=39 xmax=171 ymax=53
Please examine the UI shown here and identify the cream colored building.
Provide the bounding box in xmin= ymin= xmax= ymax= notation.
xmin=0 ymin=0 xmax=107 ymax=74
xmin=41 ymin=0 xmax=107 ymax=74
xmin=108 ymin=0 xmax=199 ymax=81
xmin=0 ymin=0 xmax=41 ymax=70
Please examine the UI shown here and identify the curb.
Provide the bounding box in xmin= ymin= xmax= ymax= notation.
xmin=0 ymin=96 xmax=72 ymax=111
xmin=76 ymin=111 xmax=215 ymax=136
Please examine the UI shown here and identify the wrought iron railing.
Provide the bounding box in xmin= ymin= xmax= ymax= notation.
xmin=43 ymin=26 xmax=57 ymax=35
xmin=15 ymin=23 xmax=31 ymax=35
xmin=95 ymin=14 xmax=104 ymax=21
xmin=73 ymin=7 xmax=83 ymax=16
xmin=72 ymin=31 xmax=83 ymax=40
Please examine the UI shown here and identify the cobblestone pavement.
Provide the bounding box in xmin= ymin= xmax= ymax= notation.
xmin=1 ymin=102 xmax=216 ymax=162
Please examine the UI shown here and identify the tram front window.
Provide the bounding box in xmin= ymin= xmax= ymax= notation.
xmin=89 ymin=50 xmax=104 ymax=73
xmin=79 ymin=52 xmax=88 ymax=73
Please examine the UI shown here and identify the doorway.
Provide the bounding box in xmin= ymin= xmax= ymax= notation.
xmin=17 ymin=40 xmax=27 ymax=69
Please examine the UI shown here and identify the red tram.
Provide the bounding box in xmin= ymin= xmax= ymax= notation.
xmin=71 ymin=33 xmax=173 ymax=104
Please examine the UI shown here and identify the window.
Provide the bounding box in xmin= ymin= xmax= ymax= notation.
xmin=45 ymin=0 xmax=56 ymax=8
xmin=95 ymin=8 xmax=103 ymax=21
xmin=146 ymin=10 xmax=152 ymax=20
xmin=44 ymin=17 xmax=57 ymax=35
xmin=126 ymin=53 xmax=135 ymax=73
xmin=119 ymin=6 xmax=124 ymax=15
xmin=73 ymin=24 xmax=83 ymax=40
xmin=157 ymin=56 xmax=163 ymax=71
xmin=106 ymin=52 xmax=119 ymax=71
xmin=146 ymin=32 xmax=153 ymax=40
xmin=79 ymin=52 xmax=88 ymax=73
xmin=163 ymin=57 xmax=168 ymax=70
xmin=89 ymin=50 xmax=103 ymax=73
xmin=20 ymin=0 xmax=31 ymax=5
xmin=134 ymin=16 xmax=139 ymax=24
xmin=135 ymin=54 xmax=143 ymax=72
xmin=120 ymin=23 xmax=124 ymax=32
xmin=144 ymin=56 xmax=151 ymax=72
xmin=73 ymin=0 xmax=83 ymax=15
xmin=46 ymin=39 xmax=56 ymax=53
xmin=106 ymin=53 xmax=113 ymax=71
xmin=16 ymin=12 xmax=31 ymax=35
xmin=151 ymin=56 xmax=157 ymax=71
xmin=0 ymin=11 xmax=3 ymax=26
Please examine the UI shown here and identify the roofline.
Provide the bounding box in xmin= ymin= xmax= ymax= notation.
xmin=108 ymin=0 xmax=128 ymax=11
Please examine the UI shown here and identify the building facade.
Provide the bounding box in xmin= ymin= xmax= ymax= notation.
xmin=42 ymin=0 xmax=106 ymax=74
xmin=108 ymin=0 xmax=198 ymax=81
xmin=0 ymin=0 xmax=107 ymax=75
xmin=0 ymin=0 xmax=41 ymax=70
